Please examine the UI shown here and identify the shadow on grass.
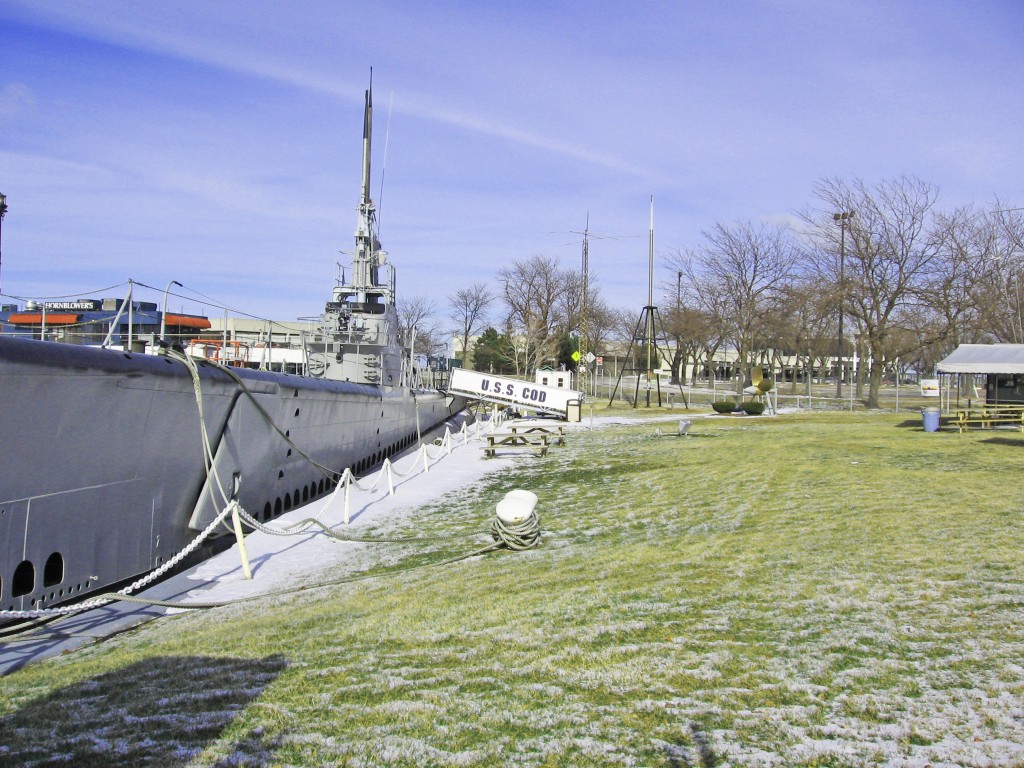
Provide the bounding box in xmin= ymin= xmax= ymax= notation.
xmin=980 ymin=435 xmax=1024 ymax=447
xmin=0 ymin=654 xmax=287 ymax=767
xmin=649 ymin=433 xmax=721 ymax=440
xmin=662 ymin=722 xmax=721 ymax=766
xmin=894 ymin=418 xmax=938 ymax=430
xmin=892 ymin=417 xmax=1024 ymax=443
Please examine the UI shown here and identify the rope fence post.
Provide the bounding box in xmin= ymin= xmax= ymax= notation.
xmin=343 ymin=469 xmax=352 ymax=525
xmin=385 ymin=458 xmax=395 ymax=495
xmin=230 ymin=501 xmax=253 ymax=580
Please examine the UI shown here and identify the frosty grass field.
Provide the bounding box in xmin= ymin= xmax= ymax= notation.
xmin=1 ymin=407 xmax=1023 ymax=767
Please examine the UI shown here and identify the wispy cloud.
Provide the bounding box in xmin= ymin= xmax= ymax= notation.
xmin=0 ymin=83 xmax=34 ymax=119
xmin=2 ymin=0 xmax=1022 ymax=317
xmin=6 ymin=1 xmax=658 ymax=182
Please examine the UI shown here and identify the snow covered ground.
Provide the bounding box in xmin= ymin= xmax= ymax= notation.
xmin=0 ymin=409 xmax=703 ymax=674
xmin=175 ymin=411 xmax=688 ymax=606
xmin=176 ymin=420 xmax=520 ymax=606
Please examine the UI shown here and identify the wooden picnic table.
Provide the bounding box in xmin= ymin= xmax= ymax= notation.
xmin=955 ymin=404 xmax=1024 ymax=432
xmin=504 ymin=423 xmax=566 ymax=444
xmin=484 ymin=432 xmax=551 ymax=457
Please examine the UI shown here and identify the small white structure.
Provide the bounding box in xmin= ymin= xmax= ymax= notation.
xmin=535 ymin=368 xmax=573 ymax=389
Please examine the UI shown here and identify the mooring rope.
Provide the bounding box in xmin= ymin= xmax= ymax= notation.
xmin=491 ymin=510 xmax=542 ymax=550
xmin=0 ymin=500 xmax=239 ymax=620
xmin=2 ymin=508 xmax=542 ymax=620
xmin=0 ymin=359 xmax=516 ymax=625
xmin=1 ymin=344 xmax=529 ymax=629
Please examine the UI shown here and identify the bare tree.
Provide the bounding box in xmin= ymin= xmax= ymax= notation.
xmin=772 ymin=276 xmax=837 ymax=394
xmin=804 ymin=176 xmax=946 ymax=407
xmin=498 ymin=255 xmax=577 ymax=375
xmin=447 ymin=282 xmax=495 ymax=367
xmin=608 ymin=306 xmax=643 ymax=375
xmin=585 ymin=293 xmax=615 ymax=359
xmin=957 ymin=203 xmax=1024 ymax=343
xmin=670 ymin=221 xmax=802 ymax=392
xmin=396 ymin=296 xmax=439 ymax=355
xmin=660 ymin=289 xmax=715 ymax=386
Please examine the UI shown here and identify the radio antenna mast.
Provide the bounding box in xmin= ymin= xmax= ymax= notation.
xmin=554 ymin=220 xmax=637 ymax=397
xmin=608 ymin=196 xmax=670 ymax=407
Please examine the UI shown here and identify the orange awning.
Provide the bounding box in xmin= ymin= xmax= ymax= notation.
xmin=165 ymin=313 xmax=212 ymax=330
xmin=6 ymin=313 xmax=80 ymax=325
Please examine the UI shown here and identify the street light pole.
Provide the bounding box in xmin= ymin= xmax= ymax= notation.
xmin=160 ymin=279 xmax=183 ymax=342
xmin=676 ymin=270 xmax=683 ymax=384
xmin=0 ymin=192 xmax=8 ymax=297
xmin=833 ymin=211 xmax=854 ymax=399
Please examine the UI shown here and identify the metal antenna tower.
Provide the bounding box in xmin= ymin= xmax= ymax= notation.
xmin=608 ymin=196 xmax=671 ymax=407
xmin=555 ymin=219 xmax=637 ymax=397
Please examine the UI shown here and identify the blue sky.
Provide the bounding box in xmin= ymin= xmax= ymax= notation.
xmin=1 ymin=0 xmax=1022 ymax=323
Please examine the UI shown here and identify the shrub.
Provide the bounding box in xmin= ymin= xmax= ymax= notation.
xmin=711 ymin=400 xmax=737 ymax=414
xmin=742 ymin=401 xmax=766 ymax=416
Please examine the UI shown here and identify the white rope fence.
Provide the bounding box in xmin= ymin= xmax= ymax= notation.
xmin=0 ymin=400 xmax=510 ymax=621
xmin=237 ymin=410 xmax=508 ymax=537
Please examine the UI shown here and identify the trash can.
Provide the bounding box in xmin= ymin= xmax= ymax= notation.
xmin=922 ymin=406 xmax=940 ymax=432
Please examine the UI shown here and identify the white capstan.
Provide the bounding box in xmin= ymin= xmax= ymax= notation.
xmin=495 ymin=490 xmax=539 ymax=525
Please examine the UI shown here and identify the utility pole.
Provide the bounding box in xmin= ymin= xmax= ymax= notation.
xmin=0 ymin=192 xmax=8 ymax=297
xmin=579 ymin=214 xmax=590 ymax=397
xmin=834 ymin=211 xmax=854 ymax=399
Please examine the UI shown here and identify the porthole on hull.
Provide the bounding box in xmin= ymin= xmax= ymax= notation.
xmin=43 ymin=552 xmax=64 ymax=588
xmin=12 ymin=560 xmax=34 ymax=598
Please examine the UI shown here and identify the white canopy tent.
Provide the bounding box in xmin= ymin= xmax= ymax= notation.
xmin=936 ymin=344 xmax=1024 ymax=409
xmin=936 ymin=344 xmax=1024 ymax=374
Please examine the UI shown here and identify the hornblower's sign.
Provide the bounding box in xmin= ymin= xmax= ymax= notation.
xmin=43 ymin=300 xmax=103 ymax=311
xmin=448 ymin=368 xmax=582 ymax=421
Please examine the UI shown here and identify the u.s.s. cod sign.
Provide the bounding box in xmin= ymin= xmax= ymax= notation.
xmin=448 ymin=368 xmax=582 ymax=420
